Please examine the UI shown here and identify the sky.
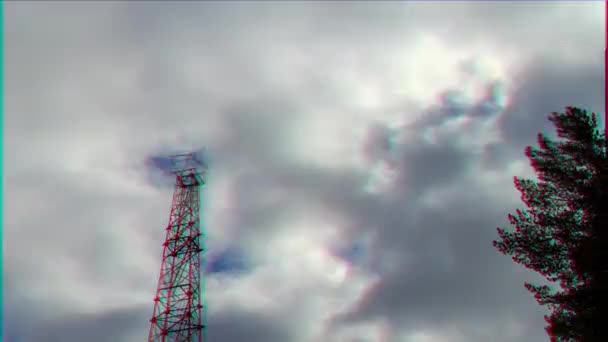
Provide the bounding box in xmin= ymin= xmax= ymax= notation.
xmin=3 ymin=1 xmax=605 ymax=342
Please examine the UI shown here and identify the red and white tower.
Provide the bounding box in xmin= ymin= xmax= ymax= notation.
xmin=148 ymin=153 xmax=207 ymax=342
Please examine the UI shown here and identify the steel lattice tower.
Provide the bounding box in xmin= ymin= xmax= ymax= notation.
xmin=149 ymin=153 xmax=207 ymax=342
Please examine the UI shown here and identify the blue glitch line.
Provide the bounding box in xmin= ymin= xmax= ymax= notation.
xmin=0 ymin=1 xmax=5 ymax=340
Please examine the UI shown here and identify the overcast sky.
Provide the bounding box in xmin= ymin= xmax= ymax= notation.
xmin=3 ymin=1 xmax=604 ymax=342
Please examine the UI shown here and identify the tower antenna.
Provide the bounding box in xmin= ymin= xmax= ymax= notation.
xmin=148 ymin=151 xmax=208 ymax=342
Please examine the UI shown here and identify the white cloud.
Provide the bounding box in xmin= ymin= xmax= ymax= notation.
xmin=4 ymin=1 xmax=603 ymax=341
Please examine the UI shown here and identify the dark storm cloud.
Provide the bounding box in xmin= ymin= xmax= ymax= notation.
xmin=361 ymin=81 xmax=506 ymax=196
xmin=480 ymin=142 xmax=516 ymax=171
xmin=362 ymin=122 xmax=395 ymax=163
xmin=471 ymin=81 xmax=508 ymax=118
xmin=204 ymin=82 xmax=502 ymax=242
xmin=3 ymin=284 xmax=147 ymax=342
xmin=498 ymin=58 xmax=604 ymax=149
xmin=395 ymin=137 xmax=475 ymax=196
xmin=221 ymin=159 xmax=371 ymax=245
xmin=338 ymin=190 xmax=541 ymax=319
xmin=4 ymin=301 xmax=289 ymax=342
xmin=324 ymin=52 xmax=603 ymax=342
xmin=206 ymin=307 xmax=292 ymax=342
xmin=334 ymin=240 xmax=367 ymax=266
xmin=205 ymin=246 xmax=249 ymax=275
xmin=22 ymin=308 xmax=147 ymax=342
xmin=190 ymin=72 xmax=548 ymax=337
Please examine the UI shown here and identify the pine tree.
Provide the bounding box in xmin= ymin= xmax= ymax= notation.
xmin=493 ymin=107 xmax=607 ymax=341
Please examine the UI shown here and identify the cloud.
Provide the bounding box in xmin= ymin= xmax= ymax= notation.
xmin=4 ymin=1 xmax=603 ymax=342
xmin=5 ymin=304 xmax=148 ymax=342
xmin=205 ymin=246 xmax=249 ymax=275
xmin=206 ymin=307 xmax=293 ymax=342
xmin=498 ymin=58 xmax=604 ymax=148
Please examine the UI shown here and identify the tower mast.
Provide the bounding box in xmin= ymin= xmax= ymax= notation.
xmin=148 ymin=153 xmax=207 ymax=342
